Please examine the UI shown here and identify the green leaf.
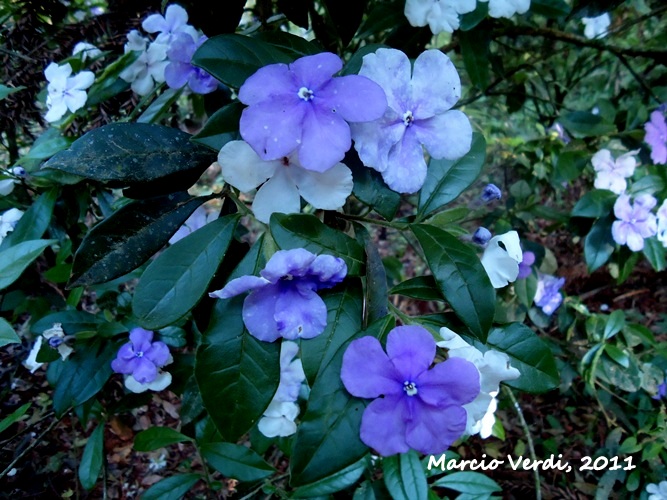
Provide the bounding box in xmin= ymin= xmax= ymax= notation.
xmin=32 ymin=310 xmax=102 ymax=335
xmin=389 ymin=276 xmax=443 ymax=301
xmin=0 ymin=84 xmax=24 ymax=100
xmin=642 ymin=237 xmax=665 ymax=272
xmin=133 ymin=215 xmax=240 ymax=329
xmin=458 ymin=31 xmax=490 ymax=90
xmin=529 ymin=0 xmax=571 ymax=17
xmin=605 ymin=344 xmax=630 ymax=368
xmin=137 ymin=88 xmax=183 ymax=124
xmin=342 ymin=44 xmax=389 ymax=76
xmin=432 ymin=471 xmax=501 ymax=494
xmin=79 ymin=423 xmax=104 ymax=490
xmin=0 ymin=402 xmax=30 ymax=433
xmin=355 ymin=2 xmax=406 ymax=39
xmin=134 ymin=427 xmax=193 ymax=452
xmin=43 ymin=124 xmax=215 ymax=194
xmin=193 ymin=34 xmax=298 ymax=88
xmin=354 ymin=223 xmax=388 ymax=325
xmin=292 ymin=457 xmax=367 ymax=497
xmin=412 ymin=224 xmax=494 ymax=342
xmin=584 ymin=215 xmax=615 ymax=272
xmin=86 ymin=51 xmax=136 ymax=106
xmin=426 ymin=207 xmax=469 ymax=228
xmin=628 ymin=174 xmax=665 ymax=196
xmin=383 ymin=450 xmax=428 ymax=500
xmin=270 ymin=213 xmax=365 ymax=277
xmin=348 ymin=156 xmax=401 ymax=220
xmin=418 ymin=133 xmax=486 ymax=218
xmin=571 ymin=190 xmax=617 ymax=218
xmin=0 ymin=239 xmax=55 ymax=291
xmin=466 ymin=323 xmax=559 ymax=393
xmin=553 ymin=151 xmax=587 ymax=185
xmin=69 ymin=193 xmax=208 ymax=287
xmin=253 ymin=31 xmax=321 ymax=57
xmin=559 ymin=111 xmax=615 ymax=138
xmin=201 ymin=442 xmax=274 ymax=482
xmin=604 ymin=310 xmax=625 ymax=340
xmin=0 ymin=317 xmax=20 ymax=347
xmin=459 ymin=2 xmax=489 ymax=30
xmin=0 ymin=188 xmax=58 ymax=250
xmin=191 ymin=101 xmax=243 ymax=151
xmin=141 ymin=474 xmax=201 ymax=500
xmin=16 ymin=128 xmax=73 ymax=165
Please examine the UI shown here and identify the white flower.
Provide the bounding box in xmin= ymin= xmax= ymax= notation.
xmin=24 ymin=336 xmax=44 ymax=373
xmin=0 ymin=179 xmax=16 ymax=196
xmin=142 ymin=4 xmax=199 ymax=46
xmin=582 ymin=13 xmax=611 ymax=39
xmin=125 ymin=29 xmax=149 ymax=52
xmin=219 ymin=140 xmax=353 ymax=224
xmin=124 ymin=371 xmax=172 ymax=393
xmin=591 ymin=149 xmax=637 ymax=194
xmin=404 ymin=0 xmax=476 ymax=34
xmin=647 ymin=481 xmax=667 ymax=500
xmin=438 ymin=327 xmax=520 ymax=437
xmin=258 ymin=400 xmax=300 ymax=437
xmin=44 ymin=62 xmax=95 ymax=122
xmin=72 ymin=42 xmax=102 ymax=61
xmin=480 ymin=230 xmax=523 ymax=288
xmin=482 ymin=0 xmax=531 ymax=19
xmin=120 ymin=40 xmax=168 ymax=96
xmin=0 ymin=207 xmax=23 ymax=244
xmin=657 ymin=199 xmax=667 ymax=248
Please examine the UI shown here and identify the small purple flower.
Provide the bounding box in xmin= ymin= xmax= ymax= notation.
xmin=165 ymin=33 xmax=218 ymax=94
xmin=534 ymin=274 xmax=565 ymax=315
xmin=111 ymin=328 xmax=170 ymax=384
xmin=209 ymin=249 xmax=347 ymax=342
xmin=517 ymin=251 xmax=535 ymax=279
xmin=653 ymin=379 xmax=666 ymax=400
xmin=644 ymin=110 xmax=667 ymax=165
xmin=340 ymin=325 xmax=480 ymax=456
xmin=611 ymin=193 xmax=657 ymax=252
xmin=142 ymin=4 xmax=198 ymax=46
xmin=481 ymin=183 xmax=502 ymax=202
xmin=238 ymin=52 xmax=387 ymax=173
xmin=472 ymin=227 xmax=492 ymax=246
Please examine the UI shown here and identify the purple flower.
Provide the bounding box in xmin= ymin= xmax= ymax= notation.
xmin=644 ymin=110 xmax=667 ymax=165
xmin=517 ymin=251 xmax=535 ymax=279
xmin=653 ymin=379 xmax=666 ymax=400
xmin=472 ymin=227 xmax=491 ymax=246
xmin=142 ymin=4 xmax=198 ymax=46
xmin=111 ymin=328 xmax=170 ymax=384
xmin=340 ymin=325 xmax=480 ymax=456
xmin=611 ymin=194 xmax=657 ymax=252
xmin=481 ymin=183 xmax=502 ymax=202
xmin=238 ymin=52 xmax=387 ymax=173
xmin=351 ymin=48 xmax=472 ymax=194
xmin=534 ymin=274 xmax=565 ymax=315
xmin=165 ymin=33 xmax=218 ymax=94
xmin=209 ymin=248 xmax=347 ymax=342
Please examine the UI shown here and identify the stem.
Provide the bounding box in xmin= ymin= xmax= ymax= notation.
xmin=0 ymin=415 xmax=61 ymax=479
xmin=125 ymin=83 xmax=165 ymax=122
xmin=226 ymin=188 xmax=253 ymax=217
xmin=238 ymin=472 xmax=289 ymax=500
xmin=337 ymin=213 xmax=409 ymax=230
xmin=504 ymin=387 xmax=541 ymax=500
xmin=195 ymin=444 xmax=215 ymax=498
xmin=388 ymin=302 xmax=413 ymax=325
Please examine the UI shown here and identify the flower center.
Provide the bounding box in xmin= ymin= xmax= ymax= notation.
xmin=298 ymin=87 xmax=314 ymax=101
xmin=281 ymin=274 xmax=294 ymax=281
xmin=402 ymin=110 xmax=414 ymax=127
xmin=403 ymin=380 xmax=418 ymax=396
xmin=135 ymin=351 xmax=144 ymax=358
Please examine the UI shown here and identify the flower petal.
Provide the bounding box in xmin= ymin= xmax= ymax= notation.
xmin=341 ymin=336 xmax=402 ymax=398
xmin=209 ymin=275 xmax=270 ymax=299
xmin=242 ymin=285 xmax=283 ymax=342
xmin=360 ymin=395 xmax=410 ymax=456
xmin=238 ymin=63 xmax=295 ymax=105
xmin=289 ymin=52 xmax=342 ymax=91
xmin=381 ymin=126 xmax=428 ymax=194
xmin=142 ymin=13 xmax=167 ymax=33
xmin=218 ymin=140 xmax=278 ymax=193
xmin=413 ymin=110 xmax=472 ymax=160
xmin=359 ymin=48 xmax=411 ymax=112
xmin=145 ymin=340 xmax=170 ymax=366
xmin=613 ymin=194 xmax=632 ymax=220
xmin=274 ymin=285 xmax=328 ymax=339
xmin=133 ymin=357 xmax=158 ymax=384
xmin=411 ymin=50 xmax=461 ymax=116
xmin=297 ymin=107 xmax=351 ymax=172
xmin=317 ymin=75 xmax=387 ymax=122
xmin=405 ymin=401 xmax=468 ymax=454
xmin=386 ymin=325 xmax=436 ymax=381
xmin=252 ymin=167 xmax=301 ymax=223
xmin=261 ymin=248 xmax=316 ymax=282
xmin=290 ymin=161 xmax=353 ymax=210
xmin=417 ymin=356 xmax=480 ymax=407
xmin=165 ymin=62 xmax=191 ymax=89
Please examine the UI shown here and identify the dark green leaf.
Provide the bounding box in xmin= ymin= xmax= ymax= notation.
xmin=323 ymin=0 xmax=368 ymax=47
xmin=134 ymin=427 xmax=193 ymax=452
xmin=432 ymin=471 xmax=501 ymax=494
xmin=354 ymin=224 xmax=388 ymax=325
xmin=389 ymin=276 xmax=443 ymax=301
xmin=133 ymin=215 xmax=240 ymax=329
xmin=559 ymin=111 xmax=615 ymax=138
xmin=201 ymin=442 xmax=274 ymax=482
xmin=86 ymin=51 xmax=136 ymax=106
xmin=571 ymin=190 xmax=616 ymax=218
xmin=271 ymin=213 xmax=365 ymax=276
xmin=342 ymin=44 xmax=389 ymax=76
xmin=459 ymin=2 xmax=489 ymax=30
xmin=16 ymin=128 xmax=73 ymax=165
xmin=191 ymin=101 xmax=243 ymax=151
xmin=628 ymin=174 xmax=664 ymax=196
xmin=355 ymin=3 xmax=406 ymax=39
xmin=642 ymin=237 xmax=665 ymax=272
xmin=604 ymin=310 xmax=625 ymax=340
xmin=141 ymin=474 xmax=201 ymax=500
xmin=0 ymin=188 xmax=57 ymax=250
xmin=412 ymin=224 xmax=494 ymax=342
xmin=553 ymin=151 xmax=587 ymax=185
xmin=426 ymin=207 xmax=469 ymax=228
xmin=32 ymin=310 xmax=102 ymax=335
xmin=0 ymin=239 xmax=56 ymax=291
xmin=418 ymin=133 xmax=486 ymax=218
xmin=0 ymin=84 xmax=24 ymax=100
xmin=605 ymin=344 xmax=630 ymax=368
xmin=348 ymin=154 xmax=401 ymax=220
xmin=530 ymin=0 xmax=571 ymax=18
xmin=293 ymin=457 xmax=367 ymax=497
xmin=0 ymin=317 xmax=20 ymax=347
xmin=584 ymin=215 xmax=614 ymax=272
xmin=78 ymin=423 xmax=104 ymax=490
xmin=69 ymin=193 xmax=208 ymax=287
xmin=0 ymin=402 xmax=30 ymax=433
xmin=383 ymin=451 xmax=428 ymax=500
xmin=254 ymin=31 xmax=321 ymax=57
xmin=137 ymin=88 xmax=183 ymax=124
xmin=458 ymin=31 xmax=490 ymax=90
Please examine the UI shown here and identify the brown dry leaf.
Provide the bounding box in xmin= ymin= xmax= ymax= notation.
xmin=109 ymin=416 xmax=134 ymax=440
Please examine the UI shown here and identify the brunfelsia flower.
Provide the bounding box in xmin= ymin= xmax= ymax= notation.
xmin=44 ymin=62 xmax=95 ymax=122
xmin=258 ymin=341 xmax=306 ymax=437
xmin=582 ymin=13 xmax=611 ymax=39
xmin=645 ymin=110 xmax=667 ymax=165
xmin=238 ymin=52 xmax=387 ymax=173
xmin=481 ymin=183 xmax=502 ymax=202
xmin=438 ymin=327 xmax=520 ymax=438
xmin=169 ymin=205 xmax=218 ymax=244
xmin=72 ymin=42 xmax=102 ymax=61
xmin=657 ymin=199 xmax=667 ymax=248
xmin=646 ymin=481 xmax=667 ymax=500
xmin=612 ymin=193 xmax=657 ymax=252
xmin=120 ymin=36 xmax=169 ymax=96
xmin=534 ymin=273 xmax=565 ymax=315
xmin=472 ymin=227 xmax=492 ymax=246
xmin=209 ymin=248 xmax=347 ymax=342
xmin=165 ymin=33 xmax=218 ymax=94
xmin=341 ymin=325 xmax=480 ymax=456
xmin=0 ymin=207 xmax=23 ymax=244
xmin=404 ymin=0 xmax=476 ymax=34
xmin=111 ymin=328 xmax=171 ymax=387
xmin=218 ymin=140 xmax=353 ymax=224
xmin=517 ymin=251 xmax=535 ymax=279
xmin=0 ymin=167 xmax=25 ymax=196
xmin=351 ymin=48 xmax=472 ymax=194
xmin=480 ymin=230 xmax=523 ymax=288
xmin=592 ymin=149 xmax=638 ymax=195
xmin=142 ymin=3 xmax=198 ymax=46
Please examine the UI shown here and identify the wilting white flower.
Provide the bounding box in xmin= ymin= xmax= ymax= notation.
xmin=73 ymin=42 xmax=102 ymax=61
xmin=44 ymin=62 xmax=95 ymax=122
xmin=582 ymin=13 xmax=611 ymax=39
xmin=480 ymin=230 xmax=523 ymax=288
xmin=0 ymin=207 xmax=23 ymax=244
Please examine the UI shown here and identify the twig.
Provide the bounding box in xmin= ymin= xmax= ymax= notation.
xmin=0 ymin=415 xmax=61 ymax=479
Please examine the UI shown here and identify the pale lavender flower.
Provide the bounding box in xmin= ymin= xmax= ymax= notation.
xmin=592 ymin=149 xmax=638 ymax=194
xmin=472 ymin=227 xmax=492 ymax=246
xmin=341 ymin=325 xmax=480 ymax=456
xmin=351 ymin=48 xmax=471 ymax=194
xmin=238 ymin=52 xmax=387 ymax=173
xmin=481 ymin=183 xmax=502 ymax=202
xmin=534 ymin=274 xmax=565 ymax=315
xmin=517 ymin=251 xmax=535 ymax=279
xmin=657 ymin=199 xmax=667 ymax=248
xmin=111 ymin=328 xmax=170 ymax=384
xmin=165 ymin=33 xmax=218 ymax=94
xmin=582 ymin=13 xmax=611 ymax=39
xmin=120 ymin=40 xmax=168 ymax=96
xmin=169 ymin=205 xmax=218 ymax=244
xmin=611 ymin=193 xmax=657 ymax=252
xmin=647 ymin=481 xmax=667 ymax=500
xmin=142 ymin=4 xmax=198 ymax=46
xmin=209 ymin=249 xmax=347 ymax=342
xmin=72 ymin=42 xmax=102 ymax=61
xmin=44 ymin=62 xmax=95 ymax=122
xmin=645 ymin=110 xmax=667 ymax=165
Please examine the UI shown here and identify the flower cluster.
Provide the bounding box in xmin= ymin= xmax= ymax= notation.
xmin=111 ymin=328 xmax=172 ymax=393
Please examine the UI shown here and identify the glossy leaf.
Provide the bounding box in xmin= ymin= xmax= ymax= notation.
xmin=134 ymin=427 xmax=193 ymax=452
xmin=69 ymin=193 xmax=207 ymax=287
xmin=0 ymin=239 xmax=56 ymax=291
xmin=571 ymin=190 xmax=616 ymax=218
xmin=348 ymin=153 xmax=401 ymax=220
xmin=584 ymin=215 xmax=615 ymax=272
xmin=458 ymin=31 xmax=490 ymax=90
xmin=389 ymin=276 xmax=443 ymax=302
xmin=418 ymin=133 xmax=486 ymax=218
xmin=254 ymin=31 xmax=321 ymax=57
xmin=141 ymin=474 xmax=201 ymax=500
xmin=383 ymin=450 xmax=428 ymax=500
xmin=137 ymin=88 xmax=183 ymax=124
xmin=16 ymin=128 xmax=73 ymax=165
xmin=354 ymin=223 xmax=388 ymax=325
xmin=459 ymin=2 xmax=489 ymax=30
xmin=642 ymin=237 xmax=666 ymax=272
xmin=201 ymin=442 xmax=274 ymax=482
xmin=0 ymin=317 xmax=20 ymax=347
xmin=191 ymin=101 xmax=243 ymax=151
xmin=78 ymin=423 xmax=104 ymax=490
xmin=0 ymin=188 xmax=57 ymax=250
xmin=292 ymin=457 xmax=367 ymax=497
xmin=32 ymin=310 xmax=102 ymax=335
xmin=133 ymin=215 xmax=240 ymax=329
xmin=271 ymin=213 xmax=365 ymax=276
xmin=412 ymin=224 xmax=494 ymax=342
xmin=559 ymin=111 xmax=615 ymax=138
xmin=432 ymin=471 xmax=501 ymax=494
